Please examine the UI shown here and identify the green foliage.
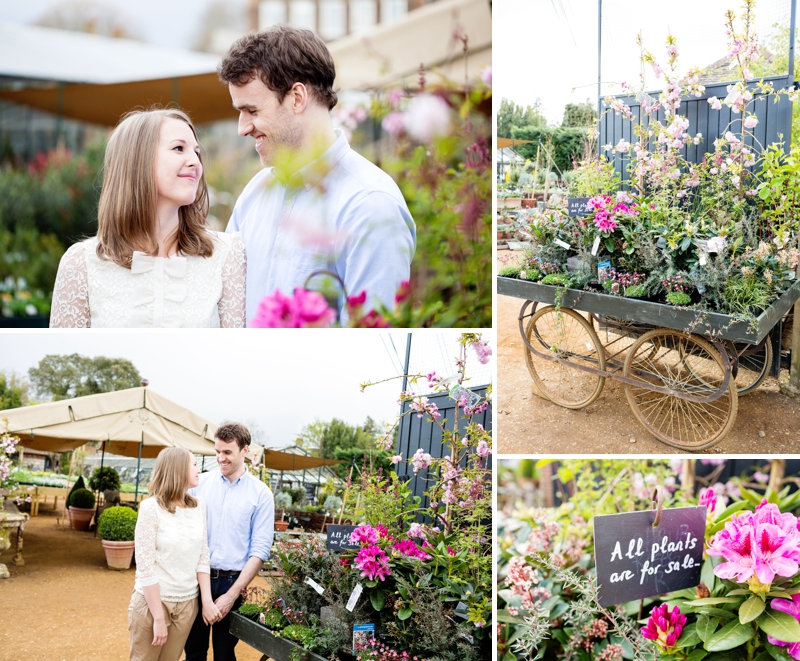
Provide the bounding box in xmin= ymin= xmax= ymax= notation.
xmin=275 ymin=491 xmax=293 ymax=510
xmin=97 ymin=505 xmax=137 ymax=541
xmin=666 ymin=291 xmax=692 ymax=305
xmin=568 ymin=157 xmax=621 ymax=197
xmin=562 ymin=102 xmax=596 ymax=128
xmin=498 ymin=265 xmax=521 ymax=278
xmin=498 ymin=97 xmax=547 ymax=138
xmin=0 ymin=227 xmax=64 ymax=299
xmin=66 ymin=475 xmax=87 ymax=507
xmin=281 ymin=624 xmax=317 ymax=647
xmin=322 ymin=495 xmax=342 ymax=511
xmin=723 ymin=276 xmax=774 ymax=314
xmin=517 ymin=458 xmax=537 ymax=479
xmin=237 ymin=602 xmax=264 ymax=619
xmin=28 ymin=354 xmax=141 ymax=401
xmin=511 ymin=126 xmax=589 ymax=172
xmin=332 ymin=448 xmax=391 ymax=479
xmin=541 ymin=273 xmax=573 ymax=287
xmin=89 ymin=466 xmax=121 ymax=492
xmin=70 ymin=488 xmax=96 ymax=509
xmin=624 ymin=283 xmax=647 ymax=298
xmin=0 ymin=373 xmax=25 ymax=410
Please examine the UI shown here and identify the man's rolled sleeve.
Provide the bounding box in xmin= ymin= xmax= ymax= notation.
xmin=248 ymin=488 xmax=275 ymax=562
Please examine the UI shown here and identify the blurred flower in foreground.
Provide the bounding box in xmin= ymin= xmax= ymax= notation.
xmin=404 ymin=94 xmax=451 ymax=142
xmin=251 ymin=289 xmax=336 ymax=328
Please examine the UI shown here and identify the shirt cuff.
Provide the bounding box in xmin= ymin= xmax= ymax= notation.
xmin=138 ymin=576 xmax=159 ymax=587
xmin=196 ymin=565 xmax=210 ymax=574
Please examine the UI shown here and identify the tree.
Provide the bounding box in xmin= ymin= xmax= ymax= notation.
xmin=497 ymin=98 xmax=547 ymax=138
xmin=0 ymin=372 xmax=27 ymax=410
xmin=28 ymin=354 xmax=141 ymax=401
xmin=562 ymin=102 xmax=596 ymax=128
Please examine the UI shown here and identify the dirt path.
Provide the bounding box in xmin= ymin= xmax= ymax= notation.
xmin=0 ymin=508 xmax=267 ymax=661
xmin=496 ymin=251 xmax=800 ymax=455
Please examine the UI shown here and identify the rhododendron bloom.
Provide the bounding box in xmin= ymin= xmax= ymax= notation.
xmin=615 ymin=191 xmax=632 ymax=204
xmin=641 ymin=604 xmax=686 ymax=650
xmin=404 ymin=94 xmax=451 ymax=142
xmin=767 ymin=594 xmax=800 ymax=659
xmin=708 ymin=499 xmax=800 ymax=589
xmin=350 ymin=524 xmax=379 ymax=545
xmin=355 ymin=545 xmax=391 ymax=581
xmin=699 ymin=487 xmax=717 ymax=514
xmin=393 ymin=539 xmax=431 ymax=560
xmin=251 ymin=289 xmax=336 ymax=328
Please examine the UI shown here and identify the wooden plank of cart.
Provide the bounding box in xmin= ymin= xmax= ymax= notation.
xmin=229 ymin=612 xmax=330 ymax=661
xmin=498 ymin=275 xmax=800 ymax=451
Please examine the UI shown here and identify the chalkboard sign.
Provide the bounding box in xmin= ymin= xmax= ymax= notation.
xmin=568 ymin=197 xmax=592 ymax=217
xmin=326 ymin=524 xmax=359 ymax=552
xmin=593 ymin=506 xmax=705 ymax=606
xmin=303 ymin=483 xmax=316 ymax=503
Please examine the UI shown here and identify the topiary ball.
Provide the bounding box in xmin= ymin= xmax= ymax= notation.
xmin=666 ymin=291 xmax=692 ymax=305
xmin=70 ymin=488 xmax=96 ymax=509
xmin=89 ymin=466 xmax=121 ymax=492
xmin=97 ymin=506 xmax=138 ymax=541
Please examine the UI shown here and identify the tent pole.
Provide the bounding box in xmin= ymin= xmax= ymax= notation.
xmin=134 ymin=440 xmax=142 ymax=511
xmin=94 ymin=440 xmax=106 ymax=538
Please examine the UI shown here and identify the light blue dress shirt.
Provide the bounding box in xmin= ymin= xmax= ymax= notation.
xmin=226 ymin=129 xmax=416 ymax=325
xmin=191 ymin=469 xmax=274 ymax=571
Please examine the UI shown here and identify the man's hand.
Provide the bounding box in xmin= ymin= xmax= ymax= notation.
xmin=151 ymin=619 xmax=168 ymax=646
xmin=202 ymin=599 xmax=222 ymax=626
xmin=214 ymin=589 xmax=239 ymax=618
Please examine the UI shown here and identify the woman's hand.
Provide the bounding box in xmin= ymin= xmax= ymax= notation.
xmin=152 ymin=618 xmax=168 ymax=646
xmin=202 ymin=599 xmax=222 ymax=626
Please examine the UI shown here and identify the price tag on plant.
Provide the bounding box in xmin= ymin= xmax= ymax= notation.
xmin=553 ymin=238 xmax=571 ymax=250
xmin=346 ymin=583 xmax=363 ymax=612
xmin=326 ymin=524 xmax=359 ymax=552
xmin=591 ymin=236 xmax=601 ymax=256
xmin=304 ymin=577 xmax=325 ymax=595
xmin=568 ymin=197 xmax=592 ymax=217
xmin=593 ymin=506 xmax=705 ymax=606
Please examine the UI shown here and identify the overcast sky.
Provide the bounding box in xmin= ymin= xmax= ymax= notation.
xmin=0 ymin=330 xmax=494 ymax=449
xmin=495 ymin=0 xmax=792 ymax=124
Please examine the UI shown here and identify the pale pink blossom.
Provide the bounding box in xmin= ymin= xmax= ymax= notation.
xmin=403 ymin=94 xmax=451 ymax=142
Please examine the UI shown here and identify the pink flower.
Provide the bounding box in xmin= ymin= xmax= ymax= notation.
xmin=473 ymin=339 xmax=492 ymax=364
xmin=593 ymin=210 xmax=618 ymax=233
xmin=376 ymin=524 xmax=390 ymax=539
xmin=699 ymin=487 xmax=717 ymax=515
xmin=480 ymin=65 xmax=492 ymax=87
xmin=403 ymin=94 xmax=451 ymax=142
xmin=641 ymin=604 xmax=687 ymax=650
xmin=407 ymin=523 xmax=426 ymax=540
xmin=615 ymin=191 xmax=633 ymax=204
xmin=393 ymin=539 xmax=431 ymax=560
xmin=708 ymin=97 xmax=722 ymax=111
xmin=476 ymin=440 xmax=491 ymax=458
xmin=411 ymin=448 xmax=433 ymax=473
xmin=382 ymin=111 xmax=405 ymax=135
xmin=708 ymin=499 xmax=800 ymax=589
xmin=350 ymin=525 xmax=379 ymax=545
xmin=390 ymin=454 xmax=402 ymax=464
xmin=251 ymin=288 xmax=336 ymax=328
xmin=394 ymin=280 xmax=411 ymax=304
xmin=744 ymin=115 xmax=758 ymax=129
xmin=354 ymin=545 xmax=391 ymax=581
xmin=767 ymin=594 xmax=800 ymax=658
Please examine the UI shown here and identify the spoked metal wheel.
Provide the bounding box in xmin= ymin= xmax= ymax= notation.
xmin=623 ymin=329 xmax=738 ymax=450
xmin=524 ymin=305 xmax=606 ymax=409
xmin=681 ymin=336 xmax=772 ymax=396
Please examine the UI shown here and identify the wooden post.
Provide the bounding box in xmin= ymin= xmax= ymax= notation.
xmin=681 ymin=460 xmax=695 ymax=497
xmin=768 ymin=459 xmax=786 ymax=494
xmin=782 ymin=300 xmax=800 ymax=396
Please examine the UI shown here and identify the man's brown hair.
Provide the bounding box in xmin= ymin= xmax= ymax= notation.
xmin=215 ymin=422 xmax=251 ymax=450
xmin=218 ymin=25 xmax=338 ymax=110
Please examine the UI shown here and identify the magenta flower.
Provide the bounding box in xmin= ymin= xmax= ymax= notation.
xmin=708 ymin=499 xmax=800 ymax=590
xmin=641 ymin=604 xmax=686 ymax=650
xmin=355 ymin=545 xmax=391 ymax=581
xmin=593 ymin=210 xmax=618 ymax=234
xmin=472 ymin=339 xmax=492 ymax=365
xmin=350 ymin=525 xmax=379 ymax=546
xmin=767 ymin=594 xmax=800 ymax=659
xmin=251 ymin=288 xmax=336 ymax=328
xmin=393 ymin=539 xmax=431 ymax=560
xmin=699 ymin=487 xmax=717 ymax=515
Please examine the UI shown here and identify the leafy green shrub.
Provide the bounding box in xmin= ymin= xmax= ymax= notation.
xmin=97 ymin=506 xmax=137 ymax=541
xmin=275 ymin=491 xmax=293 ymax=510
xmin=666 ymin=290 xmax=692 ymax=305
xmin=498 ymin=265 xmax=521 ymax=278
xmin=263 ymin=607 xmax=285 ymax=630
xmin=281 ymin=624 xmax=317 ymax=647
xmin=89 ymin=466 xmax=120 ymax=492
xmin=520 ymin=267 xmax=542 ymax=281
xmin=70 ymin=488 xmax=95 ymax=509
xmin=237 ymin=602 xmax=264 ymax=619
xmin=541 ymin=273 xmax=572 ymax=286
xmin=623 ymin=284 xmax=647 ymax=298
xmin=322 ymin=495 xmax=342 ymax=511
xmin=723 ymin=276 xmax=773 ymax=313
xmin=66 ymin=475 xmax=87 ymax=507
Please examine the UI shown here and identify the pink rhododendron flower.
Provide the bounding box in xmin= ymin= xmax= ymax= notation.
xmin=251 ymin=289 xmax=336 ymax=328
xmin=767 ymin=594 xmax=800 ymax=658
xmin=698 ymin=487 xmax=717 ymax=515
xmin=708 ymin=499 xmax=800 ymax=589
xmin=350 ymin=524 xmax=379 ymax=545
xmin=376 ymin=524 xmax=391 ymax=539
xmin=354 ymin=545 xmax=391 ymax=581
xmin=393 ymin=539 xmax=431 ymax=560
xmin=641 ymin=604 xmax=686 ymax=650
xmin=404 ymin=94 xmax=451 ymax=142
xmin=616 ymin=191 xmax=633 ymax=204
xmin=382 ymin=111 xmax=405 ymax=135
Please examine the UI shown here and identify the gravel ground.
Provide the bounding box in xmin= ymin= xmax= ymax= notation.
xmin=496 ymin=251 xmax=800 ymax=455
xmin=0 ymin=507 xmax=267 ymax=661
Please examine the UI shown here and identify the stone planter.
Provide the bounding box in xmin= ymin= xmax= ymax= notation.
xmin=101 ymin=540 xmax=135 ymax=570
xmin=68 ymin=506 xmax=95 ymax=532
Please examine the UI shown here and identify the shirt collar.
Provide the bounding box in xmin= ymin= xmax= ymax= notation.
xmin=273 ymin=128 xmax=350 ymax=189
xmin=219 ymin=468 xmax=246 ymax=486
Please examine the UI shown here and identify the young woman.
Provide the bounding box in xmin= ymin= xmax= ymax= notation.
xmin=50 ymin=108 xmax=246 ymax=327
xmin=129 ymin=448 xmax=220 ymax=661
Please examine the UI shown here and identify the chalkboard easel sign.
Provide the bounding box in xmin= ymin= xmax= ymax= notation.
xmin=568 ymin=197 xmax=592 ymax=217
xmin=326 ymin=524 xmax=359 ymax=552
xmin=593 ymin=505 xmax=706 ymax=606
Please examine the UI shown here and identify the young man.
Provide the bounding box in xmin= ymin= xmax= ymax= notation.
xmin=218 ymin=25 xmax=416 ymax=325
xmin=183 ymin=422 xmax=274 ymax=661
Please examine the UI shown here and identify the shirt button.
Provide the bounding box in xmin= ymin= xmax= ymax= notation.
xmin=304 ymin=184 xmax=311 ymax=192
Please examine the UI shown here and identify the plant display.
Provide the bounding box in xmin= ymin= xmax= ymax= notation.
xmin=0 ymin=277 xmax=51 ymax=318
xmin=89 ymin=466 xmax=121 ymax=492
xmin=247 ymin=333 xmax=492 ymax=660
xmin=502 ymin=1 xmax=800 ymax=321
xmin=69 ymin=488 xmax=96 ymax=509
xmin=96 ymin=506 xmax=137 ymax=541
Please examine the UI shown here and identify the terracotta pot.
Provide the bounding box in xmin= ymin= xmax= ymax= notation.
xmin=274 ymin=520 xmax=289 ymax=532
xmin=69 ymin=506 xmax=95 ymax=532
xmin=101 ymin=540 xmax=135 ymax=570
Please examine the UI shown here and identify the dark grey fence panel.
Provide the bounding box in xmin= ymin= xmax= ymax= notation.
xmin=599 ymin=75 xmax=794 ymax=181
xmin=395 ymin=387 xmax=492 ymax=517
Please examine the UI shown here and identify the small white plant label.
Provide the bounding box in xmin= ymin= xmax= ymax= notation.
xmin=304 ymin=577 xmax=325 ymax=595
xmin=346 ymin=583 xmax=363 ymax=612
xmin=591 ymin=236 xmax=601 ymax=256
xmin=553 ymin=238 xmax=571 ymax=250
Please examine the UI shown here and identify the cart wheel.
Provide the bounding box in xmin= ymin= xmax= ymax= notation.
xmin=524 ymin=305 xmax=606 ymax=409
xmin=681 ymin=337 xmax=772 ymax=396
xmin=623 ymin=329 xmax=738 ymax=450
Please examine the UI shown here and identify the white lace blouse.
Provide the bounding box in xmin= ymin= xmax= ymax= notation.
xmin=134 ymin=496 xmax=211 ymax=603
xmin=50 ymin=231 xmax=246 ymax=328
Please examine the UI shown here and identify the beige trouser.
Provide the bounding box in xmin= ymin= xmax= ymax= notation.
xmin=128 ymin=589 xmax=199 ymax=661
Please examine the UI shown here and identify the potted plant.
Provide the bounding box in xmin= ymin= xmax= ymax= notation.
xmin=68 ymin=488 xmax=96 ymax=531
xmin=97 ymin=505 xmax=137 ymax=569
xmin=65 ymin=475 xmax=87 ymax=529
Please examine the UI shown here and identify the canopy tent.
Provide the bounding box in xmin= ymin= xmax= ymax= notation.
xmin=0 ymin=387 xmax=218 ymax=458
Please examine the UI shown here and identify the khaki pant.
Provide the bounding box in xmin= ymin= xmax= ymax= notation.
xmin=128 ymin=590 xmax=199 ymax=661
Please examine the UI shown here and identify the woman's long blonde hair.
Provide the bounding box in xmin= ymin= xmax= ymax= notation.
xmin=148 ymin=447 xmax=198 ymax=514
xmin=96 ymin=108 xmax=214 ymax=268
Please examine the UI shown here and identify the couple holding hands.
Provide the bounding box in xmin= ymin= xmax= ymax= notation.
xmin=129 ymin=422 xmax=273 ymax=661
xmin=51 ymin=26 xmax=416 ymax=328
